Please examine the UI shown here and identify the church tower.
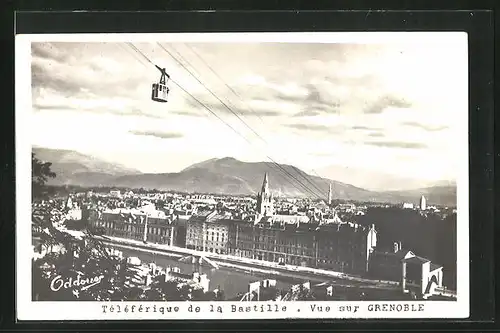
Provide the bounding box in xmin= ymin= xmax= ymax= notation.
xmin=256 ymin=173 xmax=274 ymax=216
xmin=66 ymin=196 xmax=74 ymax=210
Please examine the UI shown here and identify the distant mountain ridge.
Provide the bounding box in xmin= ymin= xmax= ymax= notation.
xmin=32 ymin=147 xmax=141 ymax=185
xmin=32 ymin=147 xmax=457 ymax=207
xmin=315 ymin=164 xmax=456 ymax=191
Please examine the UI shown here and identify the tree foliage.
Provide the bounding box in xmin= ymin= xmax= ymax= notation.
xmin=32 ymin=153 xmax=56 ymax=201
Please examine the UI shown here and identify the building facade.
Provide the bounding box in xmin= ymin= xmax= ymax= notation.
xmin=186 ymin=210 xmax=230 ymax=254
xmin=368 ymin=242 xmax=445 ymax=298
xmin=402 ymin=254 xmax=444 ymax=298
xmin=224 ymin=214 xmax=377 ymax=274
xmin=368 ymin=243 xmax=415 ymax=281
xmin=89 ymin=208 xmax=180 ymax=246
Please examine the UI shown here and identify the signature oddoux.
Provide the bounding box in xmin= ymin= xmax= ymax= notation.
xmin=50 ymin=273 xmax=105 ymax=292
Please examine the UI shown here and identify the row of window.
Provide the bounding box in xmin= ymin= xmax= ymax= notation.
xmin=228 ymin=250 xmax=353 ymax=268
xmin=227 ymin=243 xmax=362 ymax=260
xmin=149 ymin=227 xmax=170 ymax=237
xmin=188 ymin=222 xmax=367 ymax=240
xmin=101 ymin=222 xmax=143 ymax=233
xmin=185 ymin=239 xmax=226 ymax=248
xmin=98 ymin=222 xmax=172 ymax=237
xmin=187 ymin=231 xmax=226 ymax=242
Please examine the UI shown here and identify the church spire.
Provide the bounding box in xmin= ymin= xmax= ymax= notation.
xmin=261 ymin=172 xmax=269 ymax=194
xmin=257 ymin=172 xmax=274 ymax=217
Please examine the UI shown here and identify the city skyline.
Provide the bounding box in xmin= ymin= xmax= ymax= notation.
xmin=30 ymin=33 xmax=467 ymax=190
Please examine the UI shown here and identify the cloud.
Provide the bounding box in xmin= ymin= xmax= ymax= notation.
xmin=284 ymin=123 xmax=335 ymax=133
xmin=128 ymin=108 xmax=165 ymax=119
xmin=227 ymin=78 xmax=342 ymax=118
xmin=324 ymin=74 xmax=379 ymax=87
xmin=31 ymin=43 xmax=148 ymax=101
xmin=169 ymin=110 xmax=204 ymax=117
xmin=31 ymin=62 xmax=85 ymax=96
xmin=304 ymin=84 xmax=334 ymax=106
xmin=367 ymin=132 xmax=385 ymax=138
xmin=32 ymin=99 xmax=163 ymax=119
xmin=364 ymin=95 xmax=412 ymax=114
xmin=352 ymin=126 xmax=386 ymax=138
xmin=32 ymin=43 xmax=72 ymax=63
xmin=352 ymin=125 xmax=382 ymax=131
xmin=189 ymin=99 xmax=283 ymax=118
xmin=402 ymin=121 xmax=448 ymax=132
xmin=230 ymin=107 xmax=282 ymax=117
xmin=242 ymin=83 xmax=340 ymax=119
xmin=364 ymin=141 xmax=427 ymax=149
xmin=292 ymin=110 xmax=321 ymax=117
xmin=129 ymin=130 xmax=184 ymax=139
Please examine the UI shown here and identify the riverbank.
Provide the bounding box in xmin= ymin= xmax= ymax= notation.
xmin=98 ymin=235 xmax=400 ymax=289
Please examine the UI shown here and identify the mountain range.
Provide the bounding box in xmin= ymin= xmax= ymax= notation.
xmin=315 ymin=164 xmax=456 ymax=192
xmin=32 ymin=147 xmax=457 ymax=207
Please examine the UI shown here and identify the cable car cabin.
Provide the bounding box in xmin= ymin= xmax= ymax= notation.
xmin=151 ymin=65 xmax=170 ymax=103
xmin=151 ymin=82 xmax=169 ymax=103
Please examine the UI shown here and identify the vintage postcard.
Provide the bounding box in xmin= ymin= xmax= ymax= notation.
xmin=16 ymin=32 xmax=469 ymax=320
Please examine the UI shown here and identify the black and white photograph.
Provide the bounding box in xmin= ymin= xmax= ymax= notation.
xmin=16 ymin=32 xmax=469 ymax=320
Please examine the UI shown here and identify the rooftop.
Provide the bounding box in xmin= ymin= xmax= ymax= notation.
xmin=376 ymin=249 xmax=414 ymax=260
xmin=103 ymin=207 xmax=168 ymax=219
xmin=430 ymin=263 xmax=443 ymax=271
xmin=169 ymin=271 xmax=193 ymax=280
xmin=403 ymin=255 xmax=431 ymax=264
xmin=265 ymin=215 xmax=311 ymax=225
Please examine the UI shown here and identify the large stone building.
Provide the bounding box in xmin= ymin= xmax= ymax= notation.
xmin=186 ymin=209 xmax=231 ymax=254
xmin=89 ymin=207 xmax=183 ymax=246
xmin=225 ymin=214 xmax=376 ymax=274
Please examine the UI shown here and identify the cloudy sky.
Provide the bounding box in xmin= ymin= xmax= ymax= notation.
xmin=29 ymin=34 xmax=467 ymax=190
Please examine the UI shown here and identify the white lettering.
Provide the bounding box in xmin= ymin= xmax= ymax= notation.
xmin=50 ymin=275 xmax=64 ymax=291
xmin=50 ymin=274 xmax=104 ymax=292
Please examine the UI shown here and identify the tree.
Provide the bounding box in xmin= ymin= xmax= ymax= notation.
xmin=32 ymin=153 xmax=56 ymax=201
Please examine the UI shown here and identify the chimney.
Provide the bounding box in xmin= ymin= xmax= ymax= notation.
xmin=393 ymin=242 xmax=400 ymax=253
xmin=145 ymin=274 xmax=152 ymax=286
xmin=199 ymin=274 xmax=210 ymax=293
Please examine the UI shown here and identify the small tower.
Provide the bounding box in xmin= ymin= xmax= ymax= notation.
xmin=365 ymin=224 xmax=378 ymax=272
xmin=328 ymin=183 xmax=333 ymax=205
xmin=66 ymin=196 xmax=73 ymax=210
xmin=420 ymin=195 xmax=427 ymax=210
xmin=256 ymin=173 xmax=274 ymax=216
